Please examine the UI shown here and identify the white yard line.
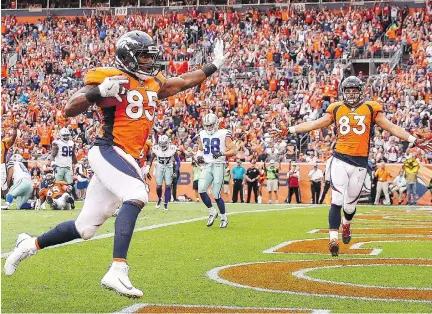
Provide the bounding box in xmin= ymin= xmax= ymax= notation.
xmin=1 ymin=205 xmax=319 ymax=258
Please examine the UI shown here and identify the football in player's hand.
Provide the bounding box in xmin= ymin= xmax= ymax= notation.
xmin=96 ymin=81 xmax=130 ymax=108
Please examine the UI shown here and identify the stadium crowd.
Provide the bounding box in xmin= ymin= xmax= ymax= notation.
xmin=1 ymin=2 xmax=432 ymax=181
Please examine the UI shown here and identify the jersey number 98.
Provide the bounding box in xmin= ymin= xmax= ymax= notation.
xmin=61 ymin=146 xmax=73 ymax=157
xmin=203 ymin=138 xmax=220 ymax=154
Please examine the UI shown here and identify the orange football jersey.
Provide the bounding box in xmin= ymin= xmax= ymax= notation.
xmin=326 ymin=101 xmax=382 ymax=165
xmin=39 ymin=181 xmax=69 ymax=199
xmin=84 ymin=68 xmax=166 ymax=158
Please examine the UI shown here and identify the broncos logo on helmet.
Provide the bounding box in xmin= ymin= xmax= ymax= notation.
xmin=115 ymin=31 xmax=162 ymax=78
xmin=341 ymin=76 xmax=364 ymax=107
xmin=45 ymin=173 xmax=55 ymax=187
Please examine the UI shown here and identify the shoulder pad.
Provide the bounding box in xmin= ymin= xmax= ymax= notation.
xmin=84 ymin=67 xmax=125 ymax=86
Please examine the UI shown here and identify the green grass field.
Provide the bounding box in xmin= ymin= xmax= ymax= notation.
xmin=1 ymin=203 xmax=431 ymax=313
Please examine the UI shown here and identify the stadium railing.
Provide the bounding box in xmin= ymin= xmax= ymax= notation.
xmin=1 ymin=0 xmax=427 ymax=14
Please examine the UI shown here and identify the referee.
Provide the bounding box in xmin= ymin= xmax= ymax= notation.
xmin=245 ymin=160 xmax=260 ymax=203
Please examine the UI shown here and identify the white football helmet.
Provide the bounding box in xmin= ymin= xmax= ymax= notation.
xmin=159 ymin=135 xmax=170 ymax=151
xmin=203 ymin=113 xmax=218 ymax=135
xmin=10 ymin=154 xmax=24 ymax=163
xmin=60 ymin=128 xmax=71 ymax=142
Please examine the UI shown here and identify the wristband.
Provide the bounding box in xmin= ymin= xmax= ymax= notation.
xmin=201 ymin=63 xmax=218 ymax=78
xmin=85 ymin=86 xmax=102 ymax=103
xmin=407 ymin=135 xmax=416 ymax=144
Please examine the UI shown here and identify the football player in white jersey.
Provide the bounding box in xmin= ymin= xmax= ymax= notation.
xmin=1 ymin=154 xmax=33 ymax=210
xmin=197 ymin=113 xmax=237 ymax=228
xmin=50 ymin=128 xmax=77 ymax=185
xmin=148 ymin=135 xmax=180 ymax=211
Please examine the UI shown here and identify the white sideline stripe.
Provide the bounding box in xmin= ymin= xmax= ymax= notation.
xmin=1 ymin=205 xmax=319 ymax=258
xmin=206 ymin=260 xmax=432 ymax=303
xmin=115 ymin=303 xmax=331 ymax=314
xmin=292 ymin=264 xmax=432 ymax=291
xmin=307 ymin=229 xmax=320 ymax=234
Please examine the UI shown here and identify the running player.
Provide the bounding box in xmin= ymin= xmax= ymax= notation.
xmin=147 ymin=135 xmax=180 ymax=211
xmin=272 ymin=76 xmax=432 ymax=256
xmin=5 ymin=31 xmax=230 ymax=298
xmin=197 ymin=113 xmax=238 ymax=228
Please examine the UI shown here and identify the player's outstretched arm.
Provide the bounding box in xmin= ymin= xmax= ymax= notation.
xmin=272 ymin=113 xmax=333 ymax=137
xmin=158 ymin=39 xmax=229 ymax=100
xmin=375 ymin=112 xmax=432 ymax=152
xmin=65 ymin=86 xmax=95 ymax=117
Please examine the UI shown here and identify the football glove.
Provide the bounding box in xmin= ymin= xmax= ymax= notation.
xmin=99 ymin=75 xmax=129 ymax=102
xmin=212 ymin=39 xmax=230 ymax=69
xmin=413 ymin=133 xmax=432 ymax=153
xmin=172 ymin=172 xmax=177 ymax=179
xmin=196 ymin=156 xmax=205 ymax=164
xmin=212 ymin=152 xmax=224 ymax=159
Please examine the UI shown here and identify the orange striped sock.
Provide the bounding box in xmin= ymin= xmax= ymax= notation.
xmin=35 ymin=238 xmax=40 ymax=250
xmin=113 ymin=258 xmax=126 ymax=263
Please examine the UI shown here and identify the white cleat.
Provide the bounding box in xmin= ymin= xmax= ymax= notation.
xmin=219 ymin=218 xmax=228 ymax=228
xmin=163 ymin=205 xmax=168 ymax=211
xmin=101 ymin=261 xmax=143 ymax=298
xmin=4 ymin=233 xmax=37 ymax=276
xmin=206 ymin=213 xmax=218 ymax=227
xmin=155 ymin=199 xmax=162 ymax=209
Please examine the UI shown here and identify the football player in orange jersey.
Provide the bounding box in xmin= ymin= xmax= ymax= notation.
xmin=5 ymin=31 xmax=229 ymax=297
xmin=35 ymin=173 xmax=75 ymax=210
xmin=273 ymin=76 xmax=432 ymax=257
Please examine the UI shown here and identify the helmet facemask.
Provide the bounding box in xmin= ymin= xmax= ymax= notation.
xmin=204 ymin=123 xmax=217 ymax=135
xmin=159 ymin=136 xmax=169 ymax=151
xmin=343 ymin=87 xmax=362 ymax=107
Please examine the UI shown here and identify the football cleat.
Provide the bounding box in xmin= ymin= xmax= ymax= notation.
xmin=206 ymin=213 xmax=218 ymax=227
xmin=328 ymin=239 xmax=340 ymax=257
xmin=1 ymin=203 xmax=10 ymax=210
xmin=155 ymin=199 xmax=162 ymax=209
xmin=163 ymin=204 xmax=168 ymax=211
xmin=342 ymin=223 xmax=352 ymax=244
xmin=219 ymin=218 xmax=228 ymax=228
xmin=101 ymin=261 xmax=143 ymax=298
xmin=4 ymin=233 xmax=37 ymax=276
xmin=67 ymin=196 xmax=75 ymax=210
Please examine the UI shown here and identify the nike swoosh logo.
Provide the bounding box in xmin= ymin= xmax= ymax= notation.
xmin=107 ymin=85 xmax=114 ymax=91
xmin=118 ymin=278 xmax=133 ymax=290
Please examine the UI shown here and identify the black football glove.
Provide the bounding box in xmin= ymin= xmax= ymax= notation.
xmin=212 ymin=152 xmax=224 ymax=159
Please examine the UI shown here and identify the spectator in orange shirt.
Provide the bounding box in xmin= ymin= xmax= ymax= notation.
xmin=374 ymin=162 xmax=391 ymax=205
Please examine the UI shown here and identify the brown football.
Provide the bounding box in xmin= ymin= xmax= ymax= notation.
xmin=95 ymin=82 xmax=130 ymax=108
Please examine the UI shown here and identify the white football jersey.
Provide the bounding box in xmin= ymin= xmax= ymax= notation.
xmin=7 ymin=161 xmax=31 ymax=182
xmin=54 ymin=140 xmax=74 ymax=168
xmin=152 ymin=144 xmax=177 ymax=167
xmin=199 ymin=129 xmax=231 ymax=164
